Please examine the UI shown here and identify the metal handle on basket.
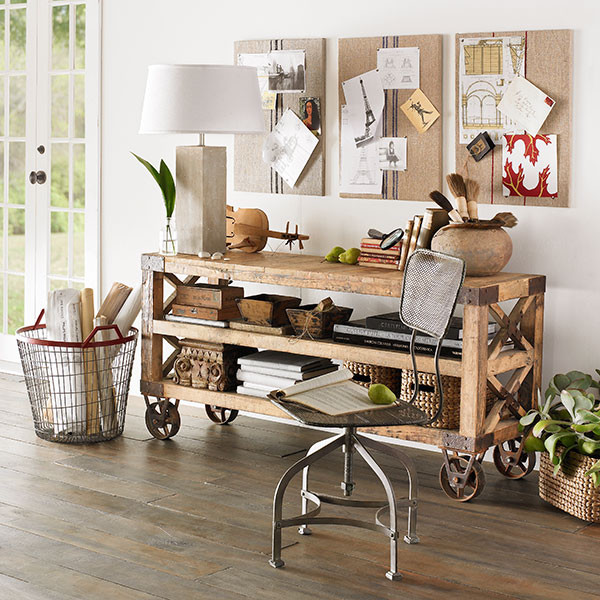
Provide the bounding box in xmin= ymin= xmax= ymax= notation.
xmin=34 ymin=309 xmax=45 ymax=327
xmin=82 ymin=323 xmax=125 ymax=348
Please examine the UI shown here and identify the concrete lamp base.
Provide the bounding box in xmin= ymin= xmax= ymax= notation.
xmin=175 ymin=145 xmax=227 ymax=255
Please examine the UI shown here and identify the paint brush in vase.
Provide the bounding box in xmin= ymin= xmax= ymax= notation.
xmin=465 ymin=178 xmax=480 ymax=221
xmin=429 ymin=191 xmax=463 ymax=224
xmin=446 ymin=173 xmax=469 ymax=221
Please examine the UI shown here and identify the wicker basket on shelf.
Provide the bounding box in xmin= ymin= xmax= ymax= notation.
xmin=539 ymin=451 xmax=600 ymax=523
xmin=400 ymin=370 xmax=494 ymax=429
xmin=343 ymin=361 xmax=402 ymax=396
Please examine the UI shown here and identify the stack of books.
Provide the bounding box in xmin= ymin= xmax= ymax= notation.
xmin=358 ymin=238 xmax=401 ymax=270
xmin=236 ymin=350 xmax=338 ymax=398
xmin=333 ymin=312 xmax=502 ymax=359
xmin=167 ymin=283 xmax=244 ymax=327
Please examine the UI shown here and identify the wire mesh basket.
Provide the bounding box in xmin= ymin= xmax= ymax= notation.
xmin=16 ymin=310 xmax=138 ymax=443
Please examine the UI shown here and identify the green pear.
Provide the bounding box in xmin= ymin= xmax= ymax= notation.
xmin=324 ymin=246 xmax=345 ymax=263
xmin=339 ymin=247 xmax=361 ymax=265
xmin=368 ymin=383 xmax=396 ymax=405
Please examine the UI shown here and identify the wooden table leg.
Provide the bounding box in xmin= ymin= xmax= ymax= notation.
xmin=142 ymin=268 xmax=164 ymax=384
xmin=518 ymin=293 xmax=545 ymax=412
xmin=460 ymin=304 xmax=489 ymax=439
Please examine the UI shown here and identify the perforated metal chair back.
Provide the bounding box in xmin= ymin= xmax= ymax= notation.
xmin=399 ymin=250 xmax=465 ymax=424
xmin=400 ymin=250 xmax=465 ymax=340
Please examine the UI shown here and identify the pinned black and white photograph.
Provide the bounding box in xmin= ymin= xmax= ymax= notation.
xmin=342 ymin=69 xmax=385 ymax=147
xmin=268 ymin=50 xmax=305 ymax=92
xmin=378 ymin=137 xmax=407 ymax=171
xmin=299 ymin=97 xmax=321 ymax=135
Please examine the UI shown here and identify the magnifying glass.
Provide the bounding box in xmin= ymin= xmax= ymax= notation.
xmin=368 ymin=228 xmax=404 ymax=250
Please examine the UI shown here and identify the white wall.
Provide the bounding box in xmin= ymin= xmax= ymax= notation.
xmin=101 ymin=0 xmax=600 ymax=390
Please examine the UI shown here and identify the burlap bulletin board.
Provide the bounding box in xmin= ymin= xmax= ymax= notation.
xmin=455 ymin=30 xmax=573 ymax=207
xmin=233 ymin=38 xmax=326 ymax=196
xmin=338 ymin=35 xmax=443 ymax=201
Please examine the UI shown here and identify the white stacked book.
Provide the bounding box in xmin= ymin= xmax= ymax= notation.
xmin=236 ymin=350 xmax=338 ymax=399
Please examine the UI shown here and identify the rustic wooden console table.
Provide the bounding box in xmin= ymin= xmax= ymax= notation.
xmin=140 ymin=251 xmax=545 ymax=500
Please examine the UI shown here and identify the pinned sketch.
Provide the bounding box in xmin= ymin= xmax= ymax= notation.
xmin=262 ymin=109 xmax=318 ymax=188
xmin=342 ymin=69 xmax=385 ymax=147
xmin=377 ymin=47 xmax=420 ymax=90
xmin=378 ymin=137 xmax=407 ymax=171
xmin=498 ymin=76 xmax=555 ymax=137
xmin=502 ymin=133 xmax=557 ymax=198
xmin=299 ymin=97 xmax=321 ymax=135
xmin=340 ymin=104 xmax=382 ymax=195
xmin=459 ymin=36 xmax=526 ymax=144
xmin=400 ymin=89 xmax=439 ymax=133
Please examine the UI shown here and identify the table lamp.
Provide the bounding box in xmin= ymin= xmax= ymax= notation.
xmin=139 ymin=64 xmax=264 ymax=254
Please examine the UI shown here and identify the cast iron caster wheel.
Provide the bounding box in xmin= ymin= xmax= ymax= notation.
xmin=493 ymin=439 xmax=536 ymax=479
xmin=205 ymin=405 xmax=239 ymax=425
xmin=145 ymin=398 xmax=181 ymax=440
xmin=439 ymin=456 xmax=486 ymax=502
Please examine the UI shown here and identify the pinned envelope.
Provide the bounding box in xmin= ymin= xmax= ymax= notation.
xmin=498 ymin=76 xmax=555 ymax=137
xmin=400 ymin=89 xmax=439 ymax=133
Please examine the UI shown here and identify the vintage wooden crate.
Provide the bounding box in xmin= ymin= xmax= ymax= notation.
xmin=175 ymin=282 xmax=244 ymax=309
xmin=173 ymin=339 xmax=255 ymax=392
xmin=236 ymin=294 xmax=301 ymax=326
xmin=287 ymin=304 xmax=353 ymax=339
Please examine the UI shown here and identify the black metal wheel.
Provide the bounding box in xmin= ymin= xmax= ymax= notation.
xmin=439 ymin=456 xmax=486 ymax=502
xmin=205 ymin=405 xmax=239 ymax=425
xmin=493 ymin=439 xmax=536 ymax=479
xmin=144 ymin=398 xmax=181 ymax=440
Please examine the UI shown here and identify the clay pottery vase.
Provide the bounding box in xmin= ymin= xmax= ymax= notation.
xmin=431 ymin=222 xmax=512 ymax=277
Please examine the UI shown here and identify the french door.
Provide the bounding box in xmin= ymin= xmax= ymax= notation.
xmin=0 ymin=0 xmax=99 ymax=361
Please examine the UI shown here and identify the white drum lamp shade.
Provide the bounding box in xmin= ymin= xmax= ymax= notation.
xmin=139 ymin=64 xmax=264 ymax=134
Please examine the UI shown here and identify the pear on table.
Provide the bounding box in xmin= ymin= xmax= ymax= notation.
xmin=338 ymin=248 xmax=361 ymax=265
xmin=325 ymin=246 xmax=346 ymax=263
xmin=368 ymin=383 xmax=396 ymax=405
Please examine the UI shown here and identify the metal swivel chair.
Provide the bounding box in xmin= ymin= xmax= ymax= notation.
xmin=268 ymin=249 xmax=466 ymax=581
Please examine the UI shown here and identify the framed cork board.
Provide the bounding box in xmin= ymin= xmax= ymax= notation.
xmin=455 ymin=29 xmax=573 ymax=207
xmin=338 ymin=34 xmax=443 ymax=201
xmin=234 ymin=38 xmax=326 ymax=196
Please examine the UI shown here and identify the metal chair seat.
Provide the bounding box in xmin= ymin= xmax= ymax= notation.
xmin=268 ymin=250 xmax=466 ymax=582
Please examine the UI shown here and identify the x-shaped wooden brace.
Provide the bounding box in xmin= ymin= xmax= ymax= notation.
xmin=484 ymin=297 xmax=535 ymax=429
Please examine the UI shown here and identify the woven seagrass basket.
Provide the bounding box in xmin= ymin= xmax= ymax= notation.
xmin=539 ymin=451 xmax=600 ymax=523
xmin=400 ymin=370 xmax=495 ymax=429
xmin=343 ymin=361 xmax=402 ymax=396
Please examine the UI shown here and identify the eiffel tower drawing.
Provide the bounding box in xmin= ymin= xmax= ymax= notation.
xmin=350 ymin=148 xmax=376 ymax=185
xmin=354 ymin=78 xmax=376 ymax=146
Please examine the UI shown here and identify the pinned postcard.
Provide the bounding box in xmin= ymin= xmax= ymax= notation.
xmin=400 ymin=89 xmax=439 ymax=133
xmin=378 ymin=137 xmax=407 ymax=171
xmin=340 ymin=104 xmax=382 ymax=195
xmin=262 ymin=109 xmax=318 ymax=188
xmin=497 ymin=76 xmax=555 ymax=137
xmin=458 ymin=36 xmax=526 ymax=144
xmin=299 ymin=97 xmax=321 ymax=135
xmin=502 ymin=133 xmax=557 ymax=198
xmin=377 ymin=47 xmax=419 ymax=90
xmin=342 ymin=69 xmax=385 ymax=148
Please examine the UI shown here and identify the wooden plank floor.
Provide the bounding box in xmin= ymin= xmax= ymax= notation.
xmin=1 ymin=374 xmax=599 ymax=599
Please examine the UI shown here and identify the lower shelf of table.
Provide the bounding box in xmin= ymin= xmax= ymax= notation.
xmin=140 ymin=379 xmax=520 ymax=452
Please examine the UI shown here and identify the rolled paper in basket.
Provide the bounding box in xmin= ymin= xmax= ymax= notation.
xmin=81 ymin=288 xmax=100 ymax=435
xmin=94 ymin=315 xmax=117 ymax=433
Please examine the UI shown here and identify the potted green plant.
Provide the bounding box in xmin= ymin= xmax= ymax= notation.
xmin=132 ymin=153 xmax=177 ymax=255
xmin=520 ymin=369 xmax=600 ymax=521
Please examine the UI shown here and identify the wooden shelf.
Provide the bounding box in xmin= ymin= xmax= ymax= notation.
xmin=142 ymin=251 xmax=546 ymax=305
xmin=140 ymin=379 xmax=520 ymax=451
xmin=153 ymin=319 xmax=463 ymax=377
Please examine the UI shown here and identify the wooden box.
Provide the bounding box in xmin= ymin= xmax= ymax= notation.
xmin=175 ymin=283 xmax=244 ymax=309
xmin=235 ymin=294 xmax=301 ymax=327
xmin=173 ymin=340 xmax=256 ymax=392
xmin=172 ymin=303 xmax=241 ymax=321
xmin=287 ymin=305 xmax=353 ymax=339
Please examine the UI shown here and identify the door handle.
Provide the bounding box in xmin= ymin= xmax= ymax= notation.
xmin=29 ymin=170 xmax=47 ymax=185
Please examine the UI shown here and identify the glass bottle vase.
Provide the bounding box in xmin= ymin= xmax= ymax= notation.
xmin=159 ymin=217 xmax=178 ymax=256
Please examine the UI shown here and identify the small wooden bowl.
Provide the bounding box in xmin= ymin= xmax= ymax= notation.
xmin=236 ymin=294 xmax=301 ymax=327
xmin=431 ymin=222 xmax=513 ymax=277
xmin=287 ymin=305 xmax=353 ymax=339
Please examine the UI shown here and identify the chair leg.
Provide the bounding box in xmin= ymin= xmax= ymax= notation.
xmin=299 ymin=434 xmax=336 ymax=535
xmin=353 ymin=436 xmax=402 ymax=581
xmin=359 ymin=435 xmax=420 ymax=545
xmin=269 ymin=433 xmax=344 ymax=569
